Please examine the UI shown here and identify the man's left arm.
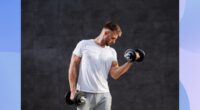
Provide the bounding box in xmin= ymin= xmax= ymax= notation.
xmin=110 ymin=48 xmax=145 ymax=80
xmin=109 ymin=61 xmax=133 ymax=80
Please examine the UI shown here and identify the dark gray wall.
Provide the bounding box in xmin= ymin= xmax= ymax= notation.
xmin=22 ymin=0 xmax=179 ymax=110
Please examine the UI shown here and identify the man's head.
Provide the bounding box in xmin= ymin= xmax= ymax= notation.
xmin=101 ymin=21 xmax=122 ymax=46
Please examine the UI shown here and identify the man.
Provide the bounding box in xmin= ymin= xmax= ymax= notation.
xmin=68 ymin=22 xmax=140 ymax=110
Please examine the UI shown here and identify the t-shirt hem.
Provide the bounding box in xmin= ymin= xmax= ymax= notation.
xmin=77 ymin=89 xmax=110 ymax=93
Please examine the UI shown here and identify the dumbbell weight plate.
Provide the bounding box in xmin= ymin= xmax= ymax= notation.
xmin=74 ymin=92 xmax=86 ymax=105
xmin=135 ymin=48 xmax=145 ymax=62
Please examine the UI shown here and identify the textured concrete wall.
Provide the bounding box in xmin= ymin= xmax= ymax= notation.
xmin=22 ymin=0 xmax=179 ymax=110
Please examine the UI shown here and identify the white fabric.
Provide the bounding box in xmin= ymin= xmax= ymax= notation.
xmin=73 ymin=39 xmax=117 ymax=93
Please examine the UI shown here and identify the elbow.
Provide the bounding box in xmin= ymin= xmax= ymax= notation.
xmin=110 ymin=73 xmax=120 ymax=80
xmin=113 ymin=77 xmax=120 ymax=80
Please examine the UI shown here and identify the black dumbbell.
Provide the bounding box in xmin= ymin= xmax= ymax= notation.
xmin=124 ymin=48 xmax=145 ymax=62
xmin=65 ymin=91 xmax=86 ymax=105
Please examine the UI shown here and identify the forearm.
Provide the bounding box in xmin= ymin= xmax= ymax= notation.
xmin=111 ymin=62 xmax=132 ymax=79
xmin=68 ymin=64 xmax=77 ymax=92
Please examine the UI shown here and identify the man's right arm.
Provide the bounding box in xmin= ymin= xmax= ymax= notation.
xmin=68 ymin=54 xmax=81 ymax=100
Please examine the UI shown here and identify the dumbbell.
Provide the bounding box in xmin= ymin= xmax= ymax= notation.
xmin=124 ymin=48 xmax=145 ymax=62
xmin=65 ymin=91 xmax=86 ymax=105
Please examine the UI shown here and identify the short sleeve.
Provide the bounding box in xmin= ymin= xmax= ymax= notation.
xmin=111 ymin=48 xmax=118 ymax=62
xmin=72 ymin=40 xmax=85 ymax=57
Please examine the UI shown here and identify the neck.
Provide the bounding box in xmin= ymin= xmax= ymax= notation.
xmin=94 ymin=35 xmax=106 ymax=47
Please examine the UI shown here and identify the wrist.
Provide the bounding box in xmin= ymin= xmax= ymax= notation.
xmin=70 ymin=87 xmax=76 ymax=93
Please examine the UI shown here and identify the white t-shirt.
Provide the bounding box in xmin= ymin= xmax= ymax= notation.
xmin=72 ymin=39 xmax=117 ymax=93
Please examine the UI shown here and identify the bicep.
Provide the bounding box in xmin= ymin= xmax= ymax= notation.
xmin=70 ymin=54 xmax=81 ymax=66
xmin=109 ymin=61 xmax=119 ymax=73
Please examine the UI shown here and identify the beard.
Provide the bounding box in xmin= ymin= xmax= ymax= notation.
xmin=106 ymin=42 xmax=113 ymax=46
xmin=103 ymin=39 xmax=110 ymax=46
xmin=105 ymin=40 xmax=110 ymax=46
xmin=105 ymin=42 xmax=109 ymax=46
xmin=103 ymin=37 xmax=113 ymax=46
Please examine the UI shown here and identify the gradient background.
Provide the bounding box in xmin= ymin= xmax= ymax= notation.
xmin=0 ymin=0 xmax=199 ymax=110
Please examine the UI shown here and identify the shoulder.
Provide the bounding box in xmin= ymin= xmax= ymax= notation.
xmin=76 ymin=39 xmax=91 ymax=46
xmin=78 ymin=39 xmax=93 ymax=44
xmin=107 ymin=46 xmax=117 ymax=54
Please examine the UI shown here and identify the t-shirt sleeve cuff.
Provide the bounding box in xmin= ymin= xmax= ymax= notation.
xmin=72 ymin=51 xmax=82 ymax=57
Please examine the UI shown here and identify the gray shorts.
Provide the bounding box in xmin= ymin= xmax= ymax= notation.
xmin=77 ymin=92 xmax=112 ymax=110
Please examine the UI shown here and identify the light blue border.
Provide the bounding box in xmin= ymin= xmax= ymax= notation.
xmin=1 ymin=0 xmax=199 ymax=110
xmin=0 ymin=0 xmax=21 ymax=110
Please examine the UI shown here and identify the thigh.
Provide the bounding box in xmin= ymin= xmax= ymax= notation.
xmin=95 ymin=93 xmax=112 ymax=110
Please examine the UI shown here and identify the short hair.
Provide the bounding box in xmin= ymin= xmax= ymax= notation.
xmin=103 ymin=21 xmax=122 ymax=37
